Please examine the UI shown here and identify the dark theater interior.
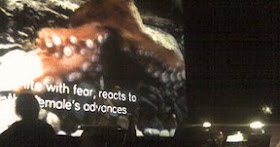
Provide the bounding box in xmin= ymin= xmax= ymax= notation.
xmin=0 ymin=0 xmax=280 ymax=147
xmin=184 ymin=1 xmax=280 ymax=146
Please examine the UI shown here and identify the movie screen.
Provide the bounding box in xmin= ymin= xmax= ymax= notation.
xmin=0 ymin=0 xmax=186 ymax=137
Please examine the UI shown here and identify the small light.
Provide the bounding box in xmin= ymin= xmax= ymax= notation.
xmin=57 ymin=131 xmax=67 ymax=135
xmin=71 ymin=129 xmax=84 ymax=137
xmin=262 ymin=106 xmax=272 ymax=114
xmin=203 ymin=122 xmax=211 ymax=128
xmin=226 ymin=131 xmax=245 ymax=142
xmin=250 ymin=121 xmax=264 ymax=129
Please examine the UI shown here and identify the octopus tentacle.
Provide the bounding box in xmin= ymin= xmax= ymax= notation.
xmin=121 ymin=31 xmax=185 ymax=83
xmin=34 ymin=22 xmax=109 ymax=84
xmin=69 ymin=0 xmax=185 ymax=84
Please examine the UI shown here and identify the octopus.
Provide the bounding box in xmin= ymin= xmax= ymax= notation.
xmin=0 ymin=0 xmax=186 ymax=134
xmin=34 ymin=0 xmax=185 ymax=86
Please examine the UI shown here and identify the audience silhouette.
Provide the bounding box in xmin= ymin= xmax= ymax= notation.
xmin=0 ymin=93 xmax=56 ymax=147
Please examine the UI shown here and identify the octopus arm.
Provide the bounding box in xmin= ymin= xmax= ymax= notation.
xmin=34 ymin=22 xmax=109 ymax=85
xmin=120 ymin=29 xmax=185 ymax=83
xmin=68 ymin=0 xmax=185 ymax=83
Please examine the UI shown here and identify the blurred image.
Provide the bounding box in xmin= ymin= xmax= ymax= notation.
xmin=0 ymin=0 xmax=186 ymax=136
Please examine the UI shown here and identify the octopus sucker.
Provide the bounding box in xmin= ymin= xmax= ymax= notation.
xmin=91 ymin=54 xmax=99 ymax=63
xmin=97 ymin=35 xmax=104 ymax=44
xmin=146 ymin=66 xmax=153 ymax=74
xmin=81 ymin=62 xmax=92 ymax=72
xmin=176 ymin=72 xmax=183 ymax=81
xmin=52 ymin=35 xmax=62 ymax=47
xmin=169 ymin=72 xmax=176 ymax=83
xmin=85 ymin=39 xmax=95 ymax=49
xmin=160 ymin=72 xmax=169 ymax=83
xmin=153 ymin=71 xmax=161 ymax=78
xmin=79 ymin=48 xmax=88 ymax=56
xmin=63 ymin=46 xmax=73 ymax=57
xmin=45 ymin=38 xmax=53 ymax=48
xmin=67 ymin=71 xmax=82 ymax=82
xmin=69 ymin=35 xmax=78 ymax=44
xmin=53 ymin=52 xmax=62 ymax=59
xmin=94 ymin=64 xmax=102 ymax=73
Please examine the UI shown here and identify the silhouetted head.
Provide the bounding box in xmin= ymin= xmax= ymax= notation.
xmin=15 ymin=93 xmax=39 ymax=120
